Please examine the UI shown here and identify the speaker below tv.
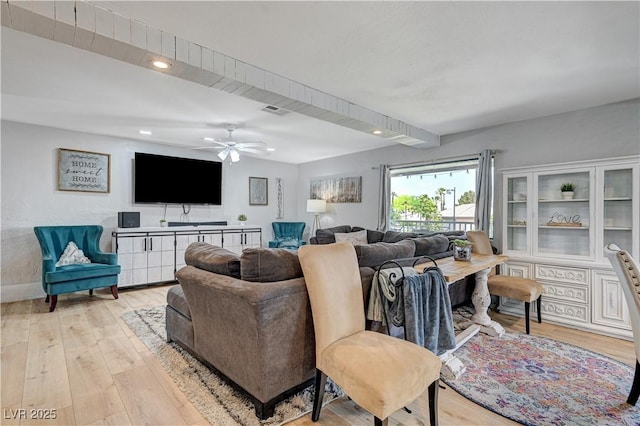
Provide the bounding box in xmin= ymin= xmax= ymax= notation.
xmin=168 ymin=221 xmax=228 ymax=227
xmin=118 ymin=212 xmax=140 ymax=228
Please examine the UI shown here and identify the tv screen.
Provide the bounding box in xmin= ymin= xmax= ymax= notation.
xmin=134 ymin=152 xmax=222 ymax=205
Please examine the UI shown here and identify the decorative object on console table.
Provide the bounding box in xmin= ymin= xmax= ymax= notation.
xmin=451 ymin=239 xmax=473 ymax=261
xmin=306 ymin=199 xmax=326 ymax=237
xmin=237 ymin=214 xmax=247 ymax=223
xmin=159 ymin=219 xmax=167 ymax=228
xmin=560 ymin=182 xmax=576 ymax=199
xmin=249 ymin=177 xmax=268 ymax=205
xmin=310 ymin=175 xmax=362 ymax=203
xmin=58 ymin=148 xmax=110 ymax=193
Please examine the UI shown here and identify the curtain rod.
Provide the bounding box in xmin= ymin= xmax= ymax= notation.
xmin=384 ymin=149 xmax=498 ymax=170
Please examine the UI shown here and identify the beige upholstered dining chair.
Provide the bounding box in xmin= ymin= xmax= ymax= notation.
xmin=298 ymin=242 xmax=441 ymax=426
xmin=605 ymin=243 xmax=640 ymax=405
xmin=466 ymin=230 xmax=543 ymax=334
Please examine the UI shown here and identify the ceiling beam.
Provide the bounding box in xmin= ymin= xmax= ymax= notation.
xmin=2 ymin=0 xmax=440 ymax=148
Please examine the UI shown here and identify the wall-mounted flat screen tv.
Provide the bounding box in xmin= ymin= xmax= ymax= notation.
xmin=134 ymin=152 xmax=222 ymax=205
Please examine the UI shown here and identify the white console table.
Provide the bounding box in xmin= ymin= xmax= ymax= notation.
xmin=112 ymin=225 xmax=262 ymax=288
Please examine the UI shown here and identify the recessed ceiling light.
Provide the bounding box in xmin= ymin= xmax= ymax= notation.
xmin=139 ymin=130 xmax=152 ymax=135
xmin=372 ymin=130 xmax=383 ymax=135
xmin=267 ymin=148 xmax=275 ymax=152
xmin=204 ymin=137 xmax=214 ymax=141
xmin=152 ymin=60 xmax=170 ymax=69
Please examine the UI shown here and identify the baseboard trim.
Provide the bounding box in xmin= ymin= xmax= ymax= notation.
xmin=1 ymin=281 xmax=43 ymax=303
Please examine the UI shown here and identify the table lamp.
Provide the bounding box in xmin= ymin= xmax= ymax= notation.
xmin=306 ymin=199 xmax=327 ymax=236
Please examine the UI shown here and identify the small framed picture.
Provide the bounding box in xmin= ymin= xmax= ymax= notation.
xmin=58 ymin=148 xmax=111 ymax=193
xmin=249 ymin=177 xmax=268 ymax=205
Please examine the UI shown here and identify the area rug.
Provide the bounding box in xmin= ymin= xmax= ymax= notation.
xmin=121 ymin=306 xmax=343 ymax=426
xmin=443 ymin=320 xmax=640 ymax=425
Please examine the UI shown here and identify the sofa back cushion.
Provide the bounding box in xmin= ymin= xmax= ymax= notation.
xmin=382 ymin=230 xmax=418 ymax=243
xmin=314 ymin=225 xmax=352 ymax=244
xmin=184 ymin=242 xmax=241 ymax=278
xmin=241 ymin=248 xmax=303 ymax=282
xmin=412 ymin=234 xmax=451 ymax=256
xmin=353 ymin=240 xmax=416 ymax=268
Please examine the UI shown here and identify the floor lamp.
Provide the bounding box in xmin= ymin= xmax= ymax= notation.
xmin=307 ymin=199 xmax=327 ymax=238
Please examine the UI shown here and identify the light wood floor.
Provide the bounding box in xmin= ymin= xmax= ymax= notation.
xmin=1 ymin=284 xmax=635 ymax=425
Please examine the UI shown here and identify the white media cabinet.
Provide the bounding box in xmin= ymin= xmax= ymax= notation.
xmin=500 ymin=156 xmax=639 ymax=339
xmin=112 ymin=225 xmax=262 ymax=288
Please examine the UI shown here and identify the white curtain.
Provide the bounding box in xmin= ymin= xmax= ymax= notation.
xmin=377 ymin=164 xmax=390 ymax=231
xmin=475 ymin=149 xmax=493 ymax=232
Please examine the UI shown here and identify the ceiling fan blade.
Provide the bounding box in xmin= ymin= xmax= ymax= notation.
xmin=237 ymin=141 xmax=265 ymax=148
xmin=191 ymin=145 xmax=225 ymax=150
xmin=238 ymin=147 xmax=268 ymax=155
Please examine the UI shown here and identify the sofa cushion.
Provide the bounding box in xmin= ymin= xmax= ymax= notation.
xmin=354 ymin=240 xmax=416 ymax=268
xmin=352 ymin=227 xmax=385 ymax=244
xmin=382 ymin=230 xmax=418 ymax=243
xmin=241 ymin=248 xmax=303 ymax=282
xmin=314 ymin=225 xmax=353 ymax=244
xmin=184 ymin=242 xmax=241 ymax=278
xmin=334 ymin=229 xmax=368 ymax=245
xmin=412 ymin=234 xmax=451 ymax=256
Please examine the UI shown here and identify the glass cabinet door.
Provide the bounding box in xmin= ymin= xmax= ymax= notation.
xmin=600 ymin=165 xmax=639 ymax=260
xmin=535 ymin=169 xmax=593 ymax=259
xmin=504 ymin=175 xmax=530 ymax=253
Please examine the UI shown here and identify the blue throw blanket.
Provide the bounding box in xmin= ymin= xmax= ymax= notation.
xmin=400 ymin=268 xmax=456 ymax=355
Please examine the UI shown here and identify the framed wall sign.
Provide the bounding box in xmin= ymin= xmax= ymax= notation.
xmin=249 ymin=176 xmax=268 ymax=205
xmin=58 ymin=148 xmax=111 ymax=193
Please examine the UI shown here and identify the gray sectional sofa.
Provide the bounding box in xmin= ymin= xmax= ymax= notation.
xmin=165 ymin=230 xmax=471 ymax=419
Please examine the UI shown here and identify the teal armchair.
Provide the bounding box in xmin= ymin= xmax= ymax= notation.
xmin=34 ymin=225 xmax=120 ymax=312
xmin=268 ymin=222 xmax=307 ymax=249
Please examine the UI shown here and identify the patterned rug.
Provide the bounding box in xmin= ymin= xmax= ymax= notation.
xmin=121 ymin=306 xmax=343 ymax=426
xmin=443 ymin=326 xmax=640 ymax=425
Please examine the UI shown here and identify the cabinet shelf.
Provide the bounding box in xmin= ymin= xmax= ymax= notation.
xmin=538 ymin=198 xmax=589 ymax=203
xmin=538 ymin=225 xmax=589 ymax=230
xmin=604 ymin=227 xmax=633 ymax=231
xmin=604 ymin=197 xmax=632 ymax=202
xmin=507 ymin=224 xmax=527 ymax=228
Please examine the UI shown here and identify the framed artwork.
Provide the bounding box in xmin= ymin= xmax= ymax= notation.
xmin=58 ymin=148 xmax=111 ymax=193
xmin=310 ymin=175 xmax=362 ymax=203
xmin=249 ymin=176 xmax=268 ymax=205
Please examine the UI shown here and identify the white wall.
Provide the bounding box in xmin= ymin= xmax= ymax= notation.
xmin=0 ymin=121 xmax=297 ymax=302
xmin=3 ymin=99 xmax=638 ymax=302
xmin=297 ymin=99 xmax=640 ymax=242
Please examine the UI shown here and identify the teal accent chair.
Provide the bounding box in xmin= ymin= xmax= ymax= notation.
xmin=34 ymin=225 xmax=121 ymax=312
xmin=268 ymin=222 xmax=307 ymax=249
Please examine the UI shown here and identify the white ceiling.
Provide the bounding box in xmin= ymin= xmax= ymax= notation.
xmin=2 ymin=1 xmax=639 ymax=164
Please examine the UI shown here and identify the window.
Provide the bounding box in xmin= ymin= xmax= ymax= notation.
xmin=389 ymin=158 xmax=493 ymax=235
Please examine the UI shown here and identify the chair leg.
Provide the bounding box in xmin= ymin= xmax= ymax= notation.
xmin=311 ymin=369 xmax=327 ymax=422
xmin=89 ymin=289 xmax=94 ymax=296
xmin=374 ymin=417 xmax=388 ymax=426
xmin=537 ymin=296 xmax=542 ymax=324
xmin=45 ymin=295 xmax=49 ymax=303
xmin=524 ymin=302 xmax=530 ymax=334
xmin=110 ymin=285 xmax=119 ymax=299
xmin=628 ymin=360 xmax=640 ymax=405
xmin=428 ymin=379 xmax=439 ymax=426
xmin=49 ymin=295 xmax=58 ymax=312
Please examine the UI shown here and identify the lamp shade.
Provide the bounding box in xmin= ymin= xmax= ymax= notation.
xmin=306 ymin=199 xmax=327 ymax=213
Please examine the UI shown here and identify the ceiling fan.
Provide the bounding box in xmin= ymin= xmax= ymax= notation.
xmin=193 ymin=125 xmax=268 ymax=163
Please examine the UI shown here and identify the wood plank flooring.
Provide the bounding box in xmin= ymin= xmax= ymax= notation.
xmin=1 ymin=284 xmax=635 ymax=425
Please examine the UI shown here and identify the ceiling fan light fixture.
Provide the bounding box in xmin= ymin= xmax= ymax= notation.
xmin=230 ymin=149 xmax=240 ymax=162
xmin=217 ymin=149 xmax=229 ymax=161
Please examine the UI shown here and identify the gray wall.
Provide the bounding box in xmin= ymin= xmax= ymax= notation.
xmin=296 ymin=98 xmax=640 ymax=241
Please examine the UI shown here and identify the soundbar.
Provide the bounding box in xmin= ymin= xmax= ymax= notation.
xmin=168 ymin=221 xmax=228 ymax=227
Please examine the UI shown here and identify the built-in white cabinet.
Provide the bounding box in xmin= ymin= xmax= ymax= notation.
xmin=501 ymin=156 xmax=639 ymax=339
xmin=113 ymin=225 xmax=262 ymax=288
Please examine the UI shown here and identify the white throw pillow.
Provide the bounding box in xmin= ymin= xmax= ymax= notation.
xmin=334 ymin=229 xmax=368 ymax=245
xmin=56 ymin=241 xmax=91 ymax=267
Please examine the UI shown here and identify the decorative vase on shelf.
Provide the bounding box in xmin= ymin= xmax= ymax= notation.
xmin=561 ymin=191 xmax=574 ymax=200
xmin=160 ymin=220 xmax=168 ymax=227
